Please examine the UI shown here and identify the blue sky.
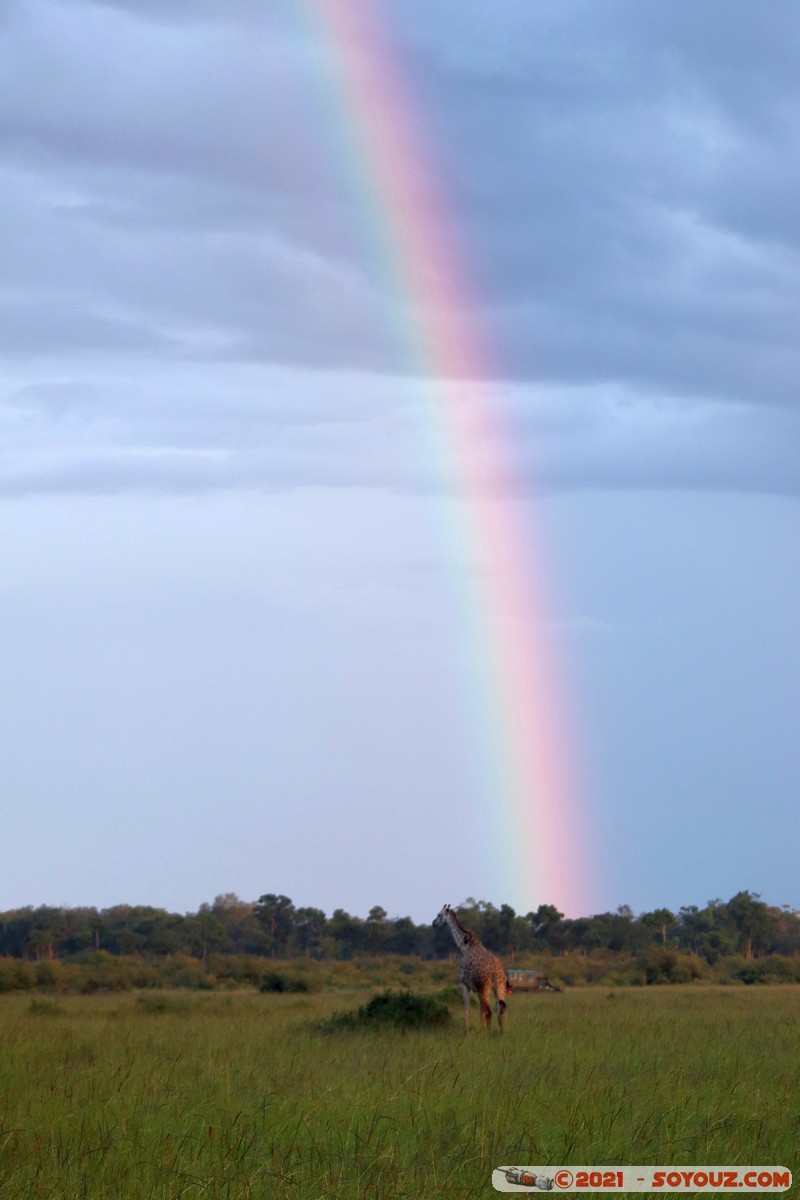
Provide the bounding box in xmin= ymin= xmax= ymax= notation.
xmin=2 ymin=0 xmax=799 ymax=921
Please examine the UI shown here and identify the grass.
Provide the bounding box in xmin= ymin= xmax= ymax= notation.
xmin=0 ymin=986 xmax=797 ymax=1198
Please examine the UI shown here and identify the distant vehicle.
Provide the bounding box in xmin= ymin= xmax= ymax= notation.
xmin=506 ymin=970 xmax=563 ymax=992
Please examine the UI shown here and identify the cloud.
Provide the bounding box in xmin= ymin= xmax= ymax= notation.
xmin=402 ymin=0 xmax=800 ymax=398
xmin=1 ymin=360 xmax=430 ymax=496
xmin=1 ymin=0 xmax=798 ymax=497
xmin=513 ymin=386 xmax=800 ymax=495
xmin=5 ymin=358 xmax=798 ymax=499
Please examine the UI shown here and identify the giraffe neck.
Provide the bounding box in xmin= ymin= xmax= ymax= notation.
xmin=445 ymin=909 xmax=476 ymax=954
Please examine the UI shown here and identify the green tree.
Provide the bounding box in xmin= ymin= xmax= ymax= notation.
xmin=210 ymin=894 xmax=255 ymax=953
xmin=327 ymin=909 xmax=364 ymax=958
xmin=528 ymin=904 xmax=566 ymax=951
xmin=773 ymin=906 xmax=800 ymax=955
xmin=292 ymin=907 xmax=327 ymax=956
xmin=186 ymin=905 xmax=226 ymax=961
xmin=497 ymin=904 xmax=517 ymax=955
xmin=89 ymin=913 xmax=106 ymax=952
xmin=366 ymin=907 xmax=390 ymax=955
xmin=726 ymin=891 xmax=776 ymax=959
xmin=387 ymin=916 xmax=418 ymax=956
xmin=640 ymin=908 xmax=675 ymax=945
xmin=27 ymin=928 xmax=56 ymax=962
xmin=509 ymin=915 xmax=534 ymax=956
xmin=563 ymin=917 xmax=591 ymax=955
xmin=677 ymin=905 xmax=712 ymax=957
xmin=255 ymin=894 xmax=295 ymax=957
xmin=676 ymin=901 xmax=736 ymax=962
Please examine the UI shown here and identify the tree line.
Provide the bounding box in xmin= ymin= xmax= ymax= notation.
xmin=1 ymin=890 xmax=797 ymax=965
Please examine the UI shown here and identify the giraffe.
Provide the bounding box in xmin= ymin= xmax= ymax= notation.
xmin=433 ymin=903 xmax=508 ymax=1033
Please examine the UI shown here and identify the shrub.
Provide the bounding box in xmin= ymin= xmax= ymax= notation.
xmin=259 ymin=972 xmax=309 ymax=994
xmin=207 ymin=954 xmax=265 ymax=986
xmin=639 ymin=948 xmax=709 ymax=984
xmin=734 ymin=955 xmax=800 ymax=985
xmin=0 ymin=958 xmax=34 ymax=992
xmin=319 ymin=989 xmax=451 ymax=1032
xmin=360 ymin=989 xmax=451 ymax=1027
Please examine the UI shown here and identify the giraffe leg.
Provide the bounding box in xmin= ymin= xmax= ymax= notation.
xmin=479 ymin=990 xmax=492 ymax=1032
xmin=494 ymin=964 xmax=507 ymax=1033
xmin=460 ymin=983 xmax=471 ymax=1033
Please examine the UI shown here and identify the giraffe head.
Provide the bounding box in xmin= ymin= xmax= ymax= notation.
xmin=432 ymin=903 xmax=452 ymax=928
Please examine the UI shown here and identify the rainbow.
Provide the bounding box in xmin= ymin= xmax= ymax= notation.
xmin=304 ymin=1 xmax=592 ymax=917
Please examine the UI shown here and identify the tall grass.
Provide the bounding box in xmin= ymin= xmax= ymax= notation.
xmin=1 ymin=987 xmax=797 ymax=1198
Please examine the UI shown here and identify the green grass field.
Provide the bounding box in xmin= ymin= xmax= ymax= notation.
xmin=1 ymin=986 xmax=797 ymax=1198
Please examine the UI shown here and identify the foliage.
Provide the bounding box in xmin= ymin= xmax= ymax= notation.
xmin=1 ymin=893 xmax=798 ymax=991
xmin=724 ymin=954 xmax=800 ymax=985
xmin=319 ymin=988 xmax=452 ymax=1032
xmin=1 ymin=987 xmax=798 ymax=1198
xmin=259 ymin=971 xmax=310 ymax=994
xmin=639 ymin=948 xmax=710 ymax=985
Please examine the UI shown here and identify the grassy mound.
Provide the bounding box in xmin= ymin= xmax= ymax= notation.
xmin=319 ymin=988 xmax=452 ymax=1032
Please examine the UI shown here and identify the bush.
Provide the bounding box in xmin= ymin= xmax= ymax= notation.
xmin=207 ymin=954 xmax=265 ymax=986
xmin=161 ymin=955 xmax=215 ymax=989
xmin=360 ymin=989 xmax=451 ymax=1027
xmin=259 ymin=972 xmax=309 ymax=994
xmin=0 ymin=958 xmax=35 ymax=992
xmin=319 ymin=989 xmax=451 ymax=1032
xmin=733 ymin=955 xmax=800 ymax=985
xmin=74 ymin=953 xmax=162 ymax=992
xmin=639 ymin=948 xmax=710 ymax=984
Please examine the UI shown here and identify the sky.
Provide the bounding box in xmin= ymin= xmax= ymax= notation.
xmin=2 ymin=0 xmax=799 ymax=923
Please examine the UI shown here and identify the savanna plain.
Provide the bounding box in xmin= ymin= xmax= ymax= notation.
xmin=1 ymin=985 xmax=797 ymax=1199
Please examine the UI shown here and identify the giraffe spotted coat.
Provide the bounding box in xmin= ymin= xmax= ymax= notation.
xmin=433 ymin=903 xmax=508 ymax=1033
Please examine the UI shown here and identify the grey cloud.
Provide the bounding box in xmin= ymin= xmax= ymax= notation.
xmin=1 ymin=0 xmax=397 ymax=371
xmin=508 ymin=386 xmax=800 ymax=495
xmin=0 ymin=297 xmax=167 ymax=355
xmin=1 ymin=360 xmax=426 ymax=496
xmin=1 ymin=0 xmax=798 ymax=498
xmin=403 ymin=0 xmax=800 ymax=405
xmin=3 ymin=157 xmax=394 ymax=370
xmin=71 ymin=0 xmax=272 ymax=25
xmin=1 ymin=4 xmax=320 ymax=190
xmin=5 ymin=359 xmax=798 ymax=498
